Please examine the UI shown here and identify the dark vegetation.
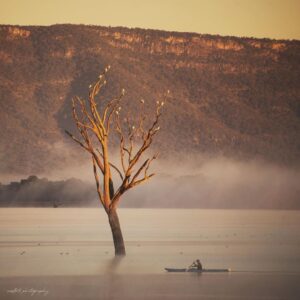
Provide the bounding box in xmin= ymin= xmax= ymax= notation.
xmin=0 ymin=24 xmax=299 ymax=176
xmin=1 ymin=168 xmax=299 ymax=209
xmin=0 ymin=175 xmax=96 ymax=207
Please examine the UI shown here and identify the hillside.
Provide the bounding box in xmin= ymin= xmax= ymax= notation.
xmin=0 ymin=24 xmax=299 ymax=176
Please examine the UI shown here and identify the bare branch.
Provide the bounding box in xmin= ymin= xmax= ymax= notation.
xmin=129 ymin=159 xmax=149 ymax=186
xmin=97 ymin=149 xmax=124 ymax=181
xmin=130 ymin=173 xmax=155 ymax=188
xmin=92 ymin=156 xmax=105 ymax=209
xmin=115 ymin=113 xmax=128 ymax=173
xmin=129 ymin=153 xmax=158 ymax=187
xmin=65 ymin=130 xmax=89 ymax=151
xmin=66 ymin=67 xmax=166 ymax=214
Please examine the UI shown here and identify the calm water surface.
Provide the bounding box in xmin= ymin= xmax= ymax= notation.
xmin=1 ymin=208 xmax=300 ymax=274
xmin=0 ymin=208 xmax=299 ymax=299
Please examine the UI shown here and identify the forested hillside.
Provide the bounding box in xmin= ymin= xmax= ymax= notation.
xmin=0 ymin=24 xmax=299 ymax=175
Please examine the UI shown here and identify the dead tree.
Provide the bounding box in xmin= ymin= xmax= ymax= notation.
xmin=65 ymin=66 xmax=166 ymax=255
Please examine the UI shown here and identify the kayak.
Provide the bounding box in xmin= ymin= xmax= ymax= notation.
xmin=165 ymin=268 xmax=230 ymax=273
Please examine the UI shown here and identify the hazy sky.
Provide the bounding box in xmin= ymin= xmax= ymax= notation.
xmin=0 ymin=0 xmax=299 ymax=39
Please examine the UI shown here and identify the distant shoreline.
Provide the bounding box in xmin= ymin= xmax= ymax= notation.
xmin=1 ymin=176 xmax=299 ymax=209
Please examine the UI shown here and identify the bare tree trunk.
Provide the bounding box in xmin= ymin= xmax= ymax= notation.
xmin=67 ymin=68 xmax=164 ymax=257
xmin=108 ymin=208 xmax=126 ymax=256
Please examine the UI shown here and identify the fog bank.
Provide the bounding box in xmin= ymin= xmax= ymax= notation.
xmin=1 ymin=155 xmax=299 ymax=209
xmin=121 ymin=156 xmax=300 ymax=209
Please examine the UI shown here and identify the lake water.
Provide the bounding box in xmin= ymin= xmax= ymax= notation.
xmin=0 ymin=208 xmax=300 ymax=299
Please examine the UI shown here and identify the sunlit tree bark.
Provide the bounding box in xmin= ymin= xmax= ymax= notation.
xmin=65 ymin=66 xmax=166 ymax=255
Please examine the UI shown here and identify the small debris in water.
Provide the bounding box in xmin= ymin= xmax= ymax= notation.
xmin=20 ymin=251 xmax=26 ymax=255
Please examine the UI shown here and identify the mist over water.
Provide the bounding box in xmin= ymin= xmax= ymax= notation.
xmin=0 ymin=208 xmax=300 ymax=299
xmin=1 ymin=208 xmax=300 ymax=275
xmin=1 ymin=151 xmax=299 ymax=209
xmin=126 ymin=156 xmax=300 ymax=209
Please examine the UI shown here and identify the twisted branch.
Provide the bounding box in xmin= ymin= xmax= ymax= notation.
xmin=66 ymin=67 xmax=167 ymax=213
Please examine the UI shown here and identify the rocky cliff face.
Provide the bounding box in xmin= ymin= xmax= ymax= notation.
xmin=0 ymin=24 xmax=299 ymax=175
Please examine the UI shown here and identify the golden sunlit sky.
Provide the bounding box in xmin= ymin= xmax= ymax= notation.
xmin=0 ymin=0 xmax=299 ymax=40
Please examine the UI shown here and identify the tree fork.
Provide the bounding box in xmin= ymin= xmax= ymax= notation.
xmin=66 ymin=67 xmax=166 ymax=256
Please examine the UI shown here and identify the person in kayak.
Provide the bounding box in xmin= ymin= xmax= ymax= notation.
xmin=189 ymin=259 xmax=203 ymax=270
